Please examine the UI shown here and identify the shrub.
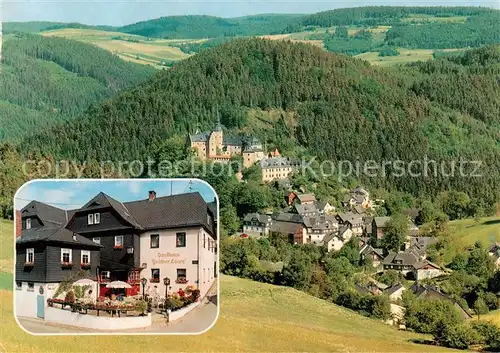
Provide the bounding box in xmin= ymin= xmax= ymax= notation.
xmin=434 ymin=321 xmax=482 ymax=350
xmin=134 ymin=300 xmax=147 ymax=314
xmin=378 ymin=47 xmax=400 ymax=57
xmin=471 ymin=321 xmax=500 ymax=346
xmin=167 ymin=296 xmax=184 ymax=311
xmin=65 ymin=290 xmax=75 ymax=303
xmin=191 ymin=289 xmax=201 ymax=300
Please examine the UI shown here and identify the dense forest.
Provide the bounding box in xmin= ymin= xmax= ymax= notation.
xmin=18 ymin=39 xmax=500 ymax=208
xmin=2 ymin=21 xmax=116 ymax=34
xmin=118 ymin=14 xmax=304 ymax=39
xmin=0 ymin=34 xmax=155 ymax=141
xmin=386 ymin=13 xmax=500 ymax=49
xmin=301 ymin=6 xmax=496 ymax=27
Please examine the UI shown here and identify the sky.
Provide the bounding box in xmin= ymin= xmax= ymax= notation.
xmin=14 ymin=179 xmax=217 ymax=210
xmin=2 ymin=1 xmax=499 ymax=26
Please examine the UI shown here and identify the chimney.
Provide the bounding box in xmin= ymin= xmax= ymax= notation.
xmin=15 ymin=210 xmax=22 ymax=237
xmin=148 ymin=190 xmax=156 ymax=202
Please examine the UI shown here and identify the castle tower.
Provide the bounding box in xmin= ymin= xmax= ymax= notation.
xmin=208 ymin=115 xmax=223 ymax=157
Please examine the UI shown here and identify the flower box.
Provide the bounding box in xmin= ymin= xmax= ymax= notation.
xmin=24 ymin=262 xmax=34 ymax=268
xmin=150 ymin=278 xmax=160 ymax=283
xmin=175 ymin=278 xmax=188 ymax=284
xmin=80 ymin=263 xmax=91 ymax=269
xmin=113 ymin=245 xmax=123 ymax=250
xmin=61 ymin=262 xmax=73 ymax=269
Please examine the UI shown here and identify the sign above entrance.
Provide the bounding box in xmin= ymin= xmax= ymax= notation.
xmin=152 ymin=252 xmax=186 ymax=265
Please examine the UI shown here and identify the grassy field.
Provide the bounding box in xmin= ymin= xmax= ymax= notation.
xmin=448 ymin=216 xmax=500 ymax=249
xmin=0 ymin=219 xmax=455 ymax=352
xmin=41 ymin=28 xmax=194 ymax=69
xmin=481 ymin=309 xmax=500 ymax=327
xmin=356 ymin=48 xmax=463 ymax=67
xmin=402 ymin=14 xmax=468 ymax=23
xmin=0 ymin=220 xmax=14 ymax=273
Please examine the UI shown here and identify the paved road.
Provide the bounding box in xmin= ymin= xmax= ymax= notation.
xmin=17 ymin=282 xmax=218 ymax=334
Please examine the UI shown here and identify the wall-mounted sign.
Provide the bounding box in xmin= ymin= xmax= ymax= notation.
xmin=192 ymin=260 xmax=198 ymax=264
xmin=152 ymin=252 xmax=186 ymax=265
xmin=39 ymin=286 xmax=44 ymax=295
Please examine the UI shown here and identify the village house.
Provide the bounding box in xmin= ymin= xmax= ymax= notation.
xmin=342 ymin=186 xmax=372 ymax=210
xmin=322 ymin=226 xmax=353 ymax=252
xmin=385 ymin=283 xmax=406 ymax=301
xmin=135 ymin=192 xmax=217 ymax=298
xmin=409 ymin=283 xmax=472 ymax=320
xmin=260 ymin=157 xmax=300 ymax=183
xmin=242 ymin=213 xmax=272 ymax=236
xmin=487 ymin=242 xmax=500 ymax=269
xmin=336 ymin=212 xmax=364 ymax=235
xmin=316 ymin=201 xmax=335 ymax=215
xmin=15 ymin=201 xmax=102 ymax=319
xmin=383 ymin=251 xmax=443 ymax=280
xmin=359 ymin=244 xmax=385 ymax=267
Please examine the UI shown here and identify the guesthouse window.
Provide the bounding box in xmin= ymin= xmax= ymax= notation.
xmin=26 ymin=219 xmax=31 ymax=230
xmin=176 ymin=232 xmax=186 ymax=247
xmin=114 ymin=235 xmax=124 ymax=249
xmin=92 ymin=237 xmax=101 ymax=245
xmin=61 ymin=248 xmax=72 ymax=263
xmin=87 ymin=214 xmax=94 ymax=225
xmin=16 ymin=281 xmax=22 ymax=290
xmin=81 ymin=250 xmax=90 ymax=264
xmin=27 ymin=282 xmax=34 ymax=291
xmin=177 ymin=268 xmax=186 ymax=281
xmin=150 ymin=234 xmax=159 ymax=249
xmin=26 ymin=248 xmax=34 ymax=263
xmin=151 ymin=269 xmax=160 ymax=283
xmin=94 ymin=213 xmax=100 ymax=224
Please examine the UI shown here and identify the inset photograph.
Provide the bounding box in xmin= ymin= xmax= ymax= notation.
xmin=14 ymin=179 xmax=218 ymax=334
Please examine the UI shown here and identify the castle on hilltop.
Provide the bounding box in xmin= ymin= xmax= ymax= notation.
xmin=188 ymin=120 xmax=266 ymax=168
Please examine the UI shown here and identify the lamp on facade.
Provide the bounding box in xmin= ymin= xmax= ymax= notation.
xmin=163 ymin=277 xmax=170 ymax=320
xmin=141 ymin=277 xmax=147 ymax=300
xmin=126 ymin=246 xmax=134 ymax=254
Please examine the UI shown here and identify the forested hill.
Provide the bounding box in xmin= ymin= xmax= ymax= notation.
xmin=117 ymin=14 xmax=304 ymax=39
xmin=22 ymin=39 xmax=500 ymax=204
xmin=300 ymin=6 xmax=495 ymax=26
xmin=0 ymin=34 xmax=155 ymax=141
xmin=2 ymin=22 xmax=116 ymax=34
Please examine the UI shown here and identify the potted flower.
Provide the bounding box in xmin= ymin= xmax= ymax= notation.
xmin=61 ymin=262 xmax=73 ymax=269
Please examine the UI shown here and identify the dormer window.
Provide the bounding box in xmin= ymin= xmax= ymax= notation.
xmin=88 ymin=213 xmax=100 ymax=225
xmin=26 ymin=219 xmax=31 ymax=230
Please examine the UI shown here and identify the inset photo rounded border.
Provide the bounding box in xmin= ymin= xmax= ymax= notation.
xmin=13 ymin=178 xmax=219 ymax=335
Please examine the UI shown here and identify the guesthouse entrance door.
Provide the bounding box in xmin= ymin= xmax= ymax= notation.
xmin=36 ymin=295 xmax=45 ymax=319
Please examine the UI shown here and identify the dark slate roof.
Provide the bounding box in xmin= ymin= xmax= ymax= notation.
xmin=272 ymin=212 xmax=304 ymax=224
xmin=385 ymin=283 xmax=405 ymax=296
xmin=17 ymin=225 xmax=101 ymax=248
xmin=360 ymin=245 xmax=384 ymax=258
xmin=190 ymin=132 xmax=210 ymax=142
xmin=337 ymin=212 xmax=363 ymax=226
xmin=207 ymin=201 xmax=217 ymax=222
xmin=124 ymin=192 xmax=214 ymax=234
xmin=260 ymin=157 xmax=301 ymax=168
xmin=294 ymin=203 xmax=318 ymax=215
xmin=80 ymin=192 xmax=142 ymax=229
xmin=383 ymin=251 xmax=419 ymax=266
xmin=270 ymin=221 xmax=302 ymax=235
xmin=409 ymin=283 xmax=472 ymax=318
xmin=322 ymin=231 xmax=340 ymax=244
xmin=223 ymin=135 xmax=243 ymax=146
xmin=21 ymin=201 xmax=68 ymax=225
xmin=243 ymin=213 xmax=271 ymax=223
